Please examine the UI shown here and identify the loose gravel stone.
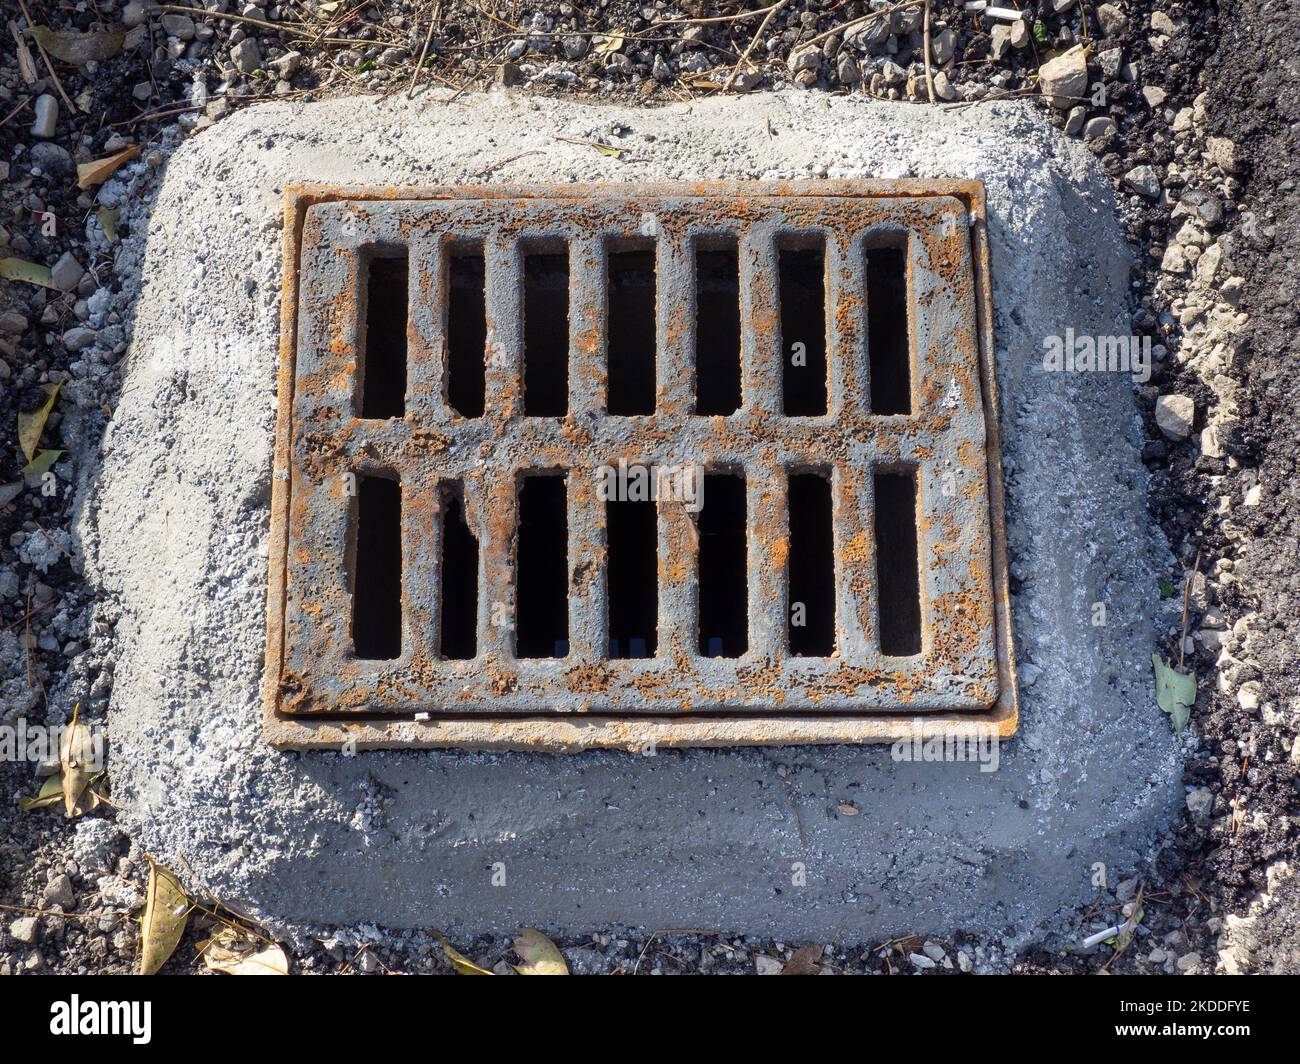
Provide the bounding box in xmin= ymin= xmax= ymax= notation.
xmin=1155 ymin=394 xmax=1196 ymax=439
xmin=30 ymin=95 xmax=58 ymax=139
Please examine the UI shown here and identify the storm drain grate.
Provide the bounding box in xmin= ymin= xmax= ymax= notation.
xmin=263 ymin=182 xmax=1017 ymax=750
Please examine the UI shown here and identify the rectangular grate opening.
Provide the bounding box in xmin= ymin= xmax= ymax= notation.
xmin=866 ymin=243 xmax=911 ymax=415
xmin=606 ymin=241 xmax=657 ymax=416
xmin=272 ymin=184 xmax=1014 ymax=747
xmin=697 ymin=472 xmax=748 ymax=657
xmin=358 ymin=249 xmax=408 ymax=419
xmin=351 ymin=473 xmax=402 ymax=660
xmin=445 ymin=243 xmax=486 ymax=419
xmin=439 ymin=482 xmax=478 ymax=660
xmin=779 ymin=239 xmax=828 ymax=416
xmin=606 ymin=496 xmax=658 ymax=658
xmin=694 ymin=239 xmax=742 ymax=415
xmin=522 ymin=244 xmax=570 ymax=417
xmin=874 ymin=470 xmax=922 ymax=656
xmin=787 ymin=470 xmax=836 ymax=656
xmin=515 ymin=473 xmax=569 ymax=658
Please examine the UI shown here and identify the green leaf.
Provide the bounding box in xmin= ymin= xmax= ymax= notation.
xmin=1032 ymin=20 xmax=1049 ymax=44
xmin=98 ymin=205 xmax=120 ymax=243
xmin=1158 ymin=577 xmax=1175 ymax=599
xmin=22 ymin=449 xmax=63 ymax=476
xmin=17 ymin=382 xmax=61 ymax=463
xmin=0 ymin=257 xmax=56 ymax=289
xmin=438 ymin=935 xmax=494 ymax=975
xmin=140 ymin=858 xmax=191 ymax=975
xmin=1153 ymin=654 xmax=1196 ymax=734
xmin=17 ymin=773 xmax=63 ymax=812
xmin=512 ymin=928 xmax=568 ymax=975
xmin=28 ymin=25 xmax=125 ymax=64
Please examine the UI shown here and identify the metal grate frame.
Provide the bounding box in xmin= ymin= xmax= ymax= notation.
xmin=263 ymin=181 xmax=1018 ymax=751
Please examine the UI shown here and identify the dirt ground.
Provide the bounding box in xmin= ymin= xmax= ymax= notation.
xmin=0 ymin=0 xmax=1295 ymax=975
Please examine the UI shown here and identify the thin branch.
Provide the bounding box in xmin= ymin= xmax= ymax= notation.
xmin=722 ymin=0 xmax=789 ymax=93
xmin=15 ymin=0 xmax=76 ymax=113
xmin=922 ymin=0 xmax=937 ymax=104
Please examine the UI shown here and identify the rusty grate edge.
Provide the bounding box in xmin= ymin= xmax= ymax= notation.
xmin=262 ymin=181 xmax=1018 ymax=752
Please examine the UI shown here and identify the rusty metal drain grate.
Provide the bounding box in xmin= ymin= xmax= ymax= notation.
xmin=263 ymin=182 xmax=1017 ymax=751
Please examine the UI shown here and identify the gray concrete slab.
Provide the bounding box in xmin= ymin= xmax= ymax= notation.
xmin=77 ymin=91 xmax=1183 ymax=943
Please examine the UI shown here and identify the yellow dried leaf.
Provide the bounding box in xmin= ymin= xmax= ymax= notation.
xmin=140 ymin=858 xmax=190 ymax=975
xmin=512 ymin=928 xmax=568 ymax=975
xmin=17 ymin=382 xmax=60 ymax=463
xmin=59 ymin=705 xmax=95 ymax=817
xmin=200 ymin=926 xmax=289 ymax=975
xmin=594 ymin=28 xmax=626 ymax=55
xmin=77 ymin=145 xmax=140 ymax=189
xmin=438 ymin=935 xmax=494 ymax=975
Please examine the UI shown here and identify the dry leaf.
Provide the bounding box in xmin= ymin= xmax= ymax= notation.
xmin=438 ymin=935 xmax=493 ymax=975
xmin=0 ymin=257 xmax=56 ymax=289
xmin=512 ymin=928 xmax=568 ymax=975
xmin=77 ymin=145 xmax=140 ymax=189
xmin=781 ymin=944 xmax=823 ymax=975
xmin=17 ymin=382 xmax=60 ymax=463
xmin=140 ymin=858 xmax=190 ymax=975
xmin=837 ymin=801 xmax=859 ymax=816
xmin=59 ymin=707 xmax=96 ymax=817
xmin=594 ymin=28 xmax=626 ymax=55
xmin=29 ymin=25 xmax=126 ymax=64
xmin=200 ymin=925 xmax=289 ymax=975
xmin=17 ymin=772 xmax=63 ymax=812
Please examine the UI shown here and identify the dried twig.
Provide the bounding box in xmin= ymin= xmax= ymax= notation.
xmin=472 ymin=149 xmax=543 ymax=178
xmin=14 ymin=0 xmax=76 ymax=114
xmin=407 ymin=3 xmax=440 ymax=99
xmin=0 ymin=94 xmax=34 ymax=128
xmin=652 ymin=3 xmax=786 ymax=28
xmin=1177 ymin=551 xmax=1200 ymax=670
xmin=721 ymin=0 xmax=789 ymax=93
xmin=922 ymin=0 xmax=937 ymax=104
xmin=8 ymin=19 xmax=38 ymax=84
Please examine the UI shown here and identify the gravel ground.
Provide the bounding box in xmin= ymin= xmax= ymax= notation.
xmin=0 ymin=0 xmax=1295 ymax=975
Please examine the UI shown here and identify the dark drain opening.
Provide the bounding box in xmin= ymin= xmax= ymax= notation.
xmin=439 ymin=483 xmax=478 ymax=660
xmin=607 ymin=244 xmax=657 ymax=415
xmin=446 ymin=245 xmax=486 ymax=418
xmin=522 ymin=247 xmax=569 ymax=416
xmin=606 ymin=497 xmax=657 ymax=658
xmin=698 ymin=473 xmax=748 ymax=657
xmin=516 ymin=474 xmax=569 ymax=657
xmin=874 ymin=471 xmax=922 ymax=655
xmin=694 ymin=241 xmax=741 ymax=415
xmin=779 ymin=242 xmax=828 ymax=416
xmin=359 ymin=250 xmax=408 ymax=419
xmin=352 ymin=474 xmax=402 ymax=660
xmin=866 ymin=245 xmax=911 ymax=415
xmin=788 ymin=471 xmax=836 ymax=656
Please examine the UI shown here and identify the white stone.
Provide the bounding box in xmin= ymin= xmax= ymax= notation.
xmin=1154 ymin=394 xmax=1195 ymax=439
